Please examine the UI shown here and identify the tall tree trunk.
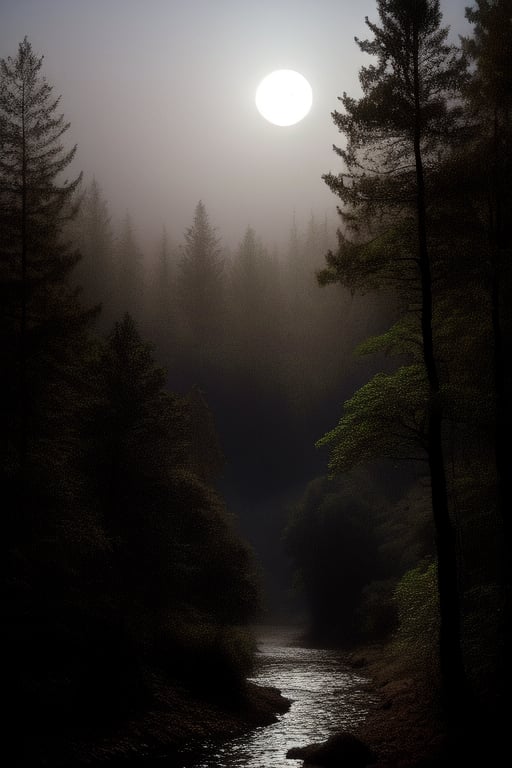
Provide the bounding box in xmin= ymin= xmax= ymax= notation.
xmin=412 ymin=27 xmax=467 ymax=713
xmin=489 ymin=103 xmax=511 ymax=708
xmin=20 ymin=80 xmax=28 ymax=501
xmin=490 ymin=106 xmax=508 ymax=574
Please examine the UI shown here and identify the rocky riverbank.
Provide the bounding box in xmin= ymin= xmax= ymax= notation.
xmin=282 ymin=642 xmax=446 ymax=768
xmin=287 ymin=642 xmax=505 ymax=768
xmin=349 ymin=645 xmax=446 ymax=768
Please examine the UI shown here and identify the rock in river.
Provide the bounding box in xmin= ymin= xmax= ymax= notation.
xmin=286 ymin=731 xmax=377 ymax=767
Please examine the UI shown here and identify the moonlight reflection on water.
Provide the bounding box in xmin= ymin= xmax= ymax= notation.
xmin=191 ymin=627 xmax=375 ymax=768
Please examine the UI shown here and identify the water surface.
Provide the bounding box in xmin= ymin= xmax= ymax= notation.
xmin=192 ymin=626 xmax=375 ymax=768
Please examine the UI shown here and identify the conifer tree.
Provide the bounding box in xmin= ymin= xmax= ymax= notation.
xmin=87 ymin=314 xmax=258 ymax=671
xmin=0 ymin=39 xmax=101 ymax=752
xmin=153 ymin=226 xmax=174 ymax=322
xmin=177 ymin=201 xmax=225 ymax=375
xmin=148 ymin=225 xmax=177 ymax=363
xmin=72 ymin=177 xmax=115 ymax=328
xmin=0 ymin=37 xmax=92 ymax=516
xmin=116 ymin=212 xmax=144 ymax=321
xmin=228 ymin=227 xmax=268 ymax=373
xmin=321 ymin=0 xmax=468 ymax=709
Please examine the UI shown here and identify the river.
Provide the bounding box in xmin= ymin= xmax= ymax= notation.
xmin=190 ymin=626 xmax=375 ymax=768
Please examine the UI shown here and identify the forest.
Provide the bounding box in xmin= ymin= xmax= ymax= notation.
xmin=1 ymin=1 xmax=510 ymax=766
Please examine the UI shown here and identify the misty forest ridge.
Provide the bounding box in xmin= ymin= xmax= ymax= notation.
xmin=1 ymin=1 xmax=511 ymax=767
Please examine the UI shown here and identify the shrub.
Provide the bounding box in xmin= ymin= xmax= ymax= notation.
xmin=392 ymin=561 xmax=440 ymax=684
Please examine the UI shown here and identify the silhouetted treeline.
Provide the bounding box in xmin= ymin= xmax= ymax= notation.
xmin=0 ymin=38 xmax=260 ymax=764
xmin=70 ymin=177 xmax=389 ymax=614
xmin=72 ymin=187 xmax=381 ymax=412
xmin=3 ymin=0 xmax=508 ymax=760
xmin=0 ymin=34 xmax=386 ymax=766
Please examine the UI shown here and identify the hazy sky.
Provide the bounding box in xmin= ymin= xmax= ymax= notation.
xmin=1 ymin=0 xmax=472 ymax=249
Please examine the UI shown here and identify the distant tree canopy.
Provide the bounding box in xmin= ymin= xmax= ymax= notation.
xmin=150 ymin=226 xmax=176 ymax=343
xmin=72 ymin=178 xmax=114 ymax=325
xmin=285 ymin=474 xmax=382 ymax=644
xmin=116 ymin=212 xmax=145 ymax=320
xmin=0 ymin=39 xmax=262 ymax=764
xmin=177 ymin=200 xmax=225 ymax=368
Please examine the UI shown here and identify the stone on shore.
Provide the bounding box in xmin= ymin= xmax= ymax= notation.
xmin=286 ymin=731 xmax=377 ymax=767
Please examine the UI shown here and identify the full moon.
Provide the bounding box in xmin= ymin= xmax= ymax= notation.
xmin=255 ymin=70 xmax=312 ymax=127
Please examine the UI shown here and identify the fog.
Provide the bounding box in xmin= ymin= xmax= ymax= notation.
xmin=0 ymin=0 xmax=474 ymax=614
xmin=0 ymin=0 xmax=470 ymax=249
xmin=3 ymin=2 xmax=507 ymax=762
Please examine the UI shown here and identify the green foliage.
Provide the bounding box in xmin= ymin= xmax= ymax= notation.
xmin=317 ymin=365 xmax=428 ymax=472
xmin=392 ymin=561 xmax=440 ymax=681
xmin=357 ymin=578 xmax=399 ymax=639
xmin=318 ymin=3 xmax=486 ymax=708
xmin=355 ymin=317 xmax=422 ymax=358
xmin=318 ymin=218 xmax=420 ymax=295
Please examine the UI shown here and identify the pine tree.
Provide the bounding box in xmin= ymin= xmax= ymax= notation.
xmin=321 ymin=1 xmax=468 ymax=710
xmin=229 ymin=227 xmax=267 ymax=372
xmin=87 ymin=314 xmax=258 ymax=673
xmin=0 ymin=37 xmax=92 ymax=517
xmin=148 ymin=225 xmax=177 ymax=363
xmin=72 ymin=177 xmax=115 ymax=329
xmin=153 ymin=226 xmax=174 ymax=324
xmin=116 ymin=212 xmax=144 ymax=321
xmin=0 ymin=39 xmax=102 ymax=753
xmin=177 ymin=201 xmax=225 ymax=376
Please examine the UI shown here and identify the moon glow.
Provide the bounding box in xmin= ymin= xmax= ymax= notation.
xmin=255 ymin=70 xmax=312 ymax=126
